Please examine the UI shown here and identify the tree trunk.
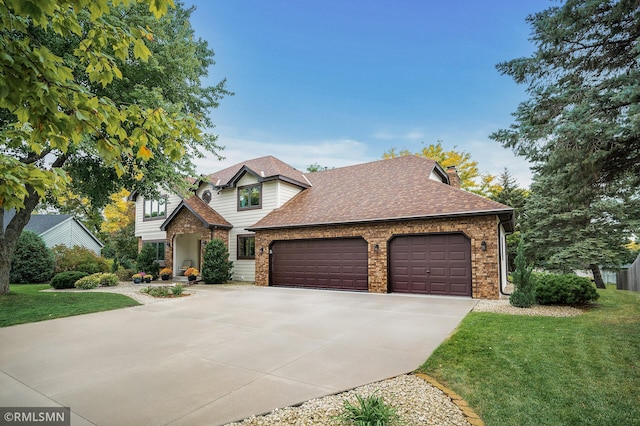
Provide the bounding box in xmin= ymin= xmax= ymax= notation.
xmin=590 ymin=264 xmax=606 ymax=289
xmin=0 ymin=189 xmax=41 ymax=295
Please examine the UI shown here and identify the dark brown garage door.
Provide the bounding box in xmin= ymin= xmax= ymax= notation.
xmin=270 ymin=238 xmax=368 ymax=291
xmin=389 ymin=233 xmax=471 ymax=296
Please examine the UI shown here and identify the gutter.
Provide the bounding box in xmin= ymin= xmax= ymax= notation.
xmin=498 ymin=217 xmax=512 ymax=296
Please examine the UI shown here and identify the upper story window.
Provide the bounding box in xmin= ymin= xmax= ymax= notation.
xmin=238 ymin=184 xmax=261 ymax=210
xmin=144 ymin=197 xmax=166 ymax=220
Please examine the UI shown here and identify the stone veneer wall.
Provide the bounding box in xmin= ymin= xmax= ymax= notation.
xmin=254 ymin=215 xmax=502 ymax=299
xmin=163 ymin=208 xmax=229 ymax=272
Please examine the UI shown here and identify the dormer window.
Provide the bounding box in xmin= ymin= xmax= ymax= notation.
xmin=238 ymin=184 xmax=261 ymax=210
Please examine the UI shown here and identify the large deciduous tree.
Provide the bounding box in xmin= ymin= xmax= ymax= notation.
xmin=0 ymin=0 xmax=228 ymax=294
xmin=491 ymin=0 xmax=640 ymax=284
xmin=383 ymin=142 xmax=498 ymax=195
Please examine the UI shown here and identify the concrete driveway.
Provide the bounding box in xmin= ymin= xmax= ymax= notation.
xmin=0 ymin=285 xmax=476 ymax=425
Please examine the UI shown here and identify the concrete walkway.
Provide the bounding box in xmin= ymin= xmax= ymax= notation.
xmin=0 ymin=285 xmax=476 ymax=425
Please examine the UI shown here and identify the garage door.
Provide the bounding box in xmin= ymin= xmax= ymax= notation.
xmin=270 ymin=238 xmax=368 ymax=291
xmin=389 ymin=233 xmax=471 ymax=296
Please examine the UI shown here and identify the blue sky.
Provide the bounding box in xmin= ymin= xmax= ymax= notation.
xmin=183 ymin=0 xmax=554 ymax=187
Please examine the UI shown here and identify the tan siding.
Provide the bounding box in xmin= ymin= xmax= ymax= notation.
xmin=278 ymin=181 xmax=303 ymax=206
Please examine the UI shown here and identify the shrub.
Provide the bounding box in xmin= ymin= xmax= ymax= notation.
xmin=52 ymin=245 xmax=109 ymax=274
xmin=50 ymin=271 xmax=89 ymax=289
xmin=171 ymin=284 xmax=185 ymax=296
xmin=10 ymin=231 xmax=55 ymax=283
xmin=509 ymin=238 xmax=535 ymax=308
xmin=140 ymin=286 xmax=170 ymax=297
xmin=534 ymin=273 xmax=599 ymax=306
xmin=115 ymin=268 xmax=135 ymax=281
xmin=98 ymin=273 xmax=119 ymax=287
xmin=74 ymin=273 xmax=101 ymax=289
xmin=202 ymin=239 xmax=233 ymax=284
xmin=334 ymin=393 xmax=401 ymax=426
xmin=136 ymin=243 xmax=160 ymax=277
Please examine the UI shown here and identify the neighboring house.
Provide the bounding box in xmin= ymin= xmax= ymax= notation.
xmin=133 ymin=155 xmax=514 ymax=299
xmin=3 ymin=210 xmax=104 ymax=255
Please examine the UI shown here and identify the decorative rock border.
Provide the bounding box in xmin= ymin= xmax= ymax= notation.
xmin=414 ymin=373 xmax=485 ymax=426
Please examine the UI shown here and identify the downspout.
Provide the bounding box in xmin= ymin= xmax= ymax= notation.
xmin=498 ymin=218 xmax=511 ymax=296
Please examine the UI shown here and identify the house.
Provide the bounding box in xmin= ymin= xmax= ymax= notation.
xmin=133 ymin=155 xmax=514 ymax=299
xmin=3 ymin=210 xmax=104 ymax=255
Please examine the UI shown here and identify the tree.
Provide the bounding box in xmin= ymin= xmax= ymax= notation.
xmin=10 ymin=231 xmax=55 ymax=283
xmin=306 ymin=163 xmax=329 ymax=172
xmin=521 ymin=151 xmax=636 ymax=288
xmin=101 ymin=190 xmax=138 ymax=269
xmin=491 ymin=0 xmax=640 ymax=192
xmin=137 ymin=243 xmax=160 ymax=277
xmin=490 ymin=169 xmax=529 ymax=271
xmin=202 ymin=239 xmax=233 ymax=284
xmin=0 ymin=0 xmax=228 ymax=294
xmin=491 ymin=0 xmax=640 ymax=286
xmin=382 ymin=142 xmax=497 ymax=195
xmin=509 ymin=238 xmax=535 ymax=308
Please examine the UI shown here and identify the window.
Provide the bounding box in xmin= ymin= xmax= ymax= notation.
xmin=237 ymin=235 xmax=255 ymax=259
xmin=145 ymin=241 xmax=165 ymax=261
xmin=201 ymin=190 xmax=212 ymax=204
xmin=238 ymin=184 xmax=261 ymax=210
xmin=144 ymin=197 xmax=167 ymax=220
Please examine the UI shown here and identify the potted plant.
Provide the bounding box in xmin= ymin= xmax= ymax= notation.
xmin=144 ymin=274 xmax=153 ymax=283
xmin=160 ymin=268 xmax=172 ymax=281
xmin=184 ymin=267 xmax=199 ymax=282
xmin=132 ymin=273 xmax=142 ymax=284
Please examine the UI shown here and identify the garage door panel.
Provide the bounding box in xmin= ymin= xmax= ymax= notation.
xmin=390 ymin=234 xmax=471 ymax=296
xmin=271 ymin=238 xmax=368 ymax=291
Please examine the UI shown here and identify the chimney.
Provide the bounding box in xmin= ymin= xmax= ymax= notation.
xmin=446 ymin=166 xmax=461 ymax=189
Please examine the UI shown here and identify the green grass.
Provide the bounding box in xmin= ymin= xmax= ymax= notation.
xmin=0 ymin=284 xmax=140 ymax=327
xmin=419 ymin=286 xmax=640 ymax=426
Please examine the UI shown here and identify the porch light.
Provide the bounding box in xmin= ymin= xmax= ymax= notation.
xmin=481 ymin=241 xmax=487 ymax=251
xmin=374 ymin=243 xmax=379 ymax=252
xmin=259 ymin=247 xmax=264 ymax=254
xmin=166 ymin=239 xmax=171 ymax=248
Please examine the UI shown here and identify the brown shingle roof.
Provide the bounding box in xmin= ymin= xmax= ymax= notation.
xmin=160 ymin=195 xmax=232 ymax=230
xmin=249 ymin=156 xmax=513 ymax=230
xmin=207 ymin=155 xmax=310 ymax=188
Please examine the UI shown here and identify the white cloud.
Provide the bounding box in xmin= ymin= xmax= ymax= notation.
xmin=467 ymin=139 xmax=533 ymax=188
xmin=371 ymin=129 xmax=425 ymax=142
xmin=192 ymin=137 xmax=377 ymax=174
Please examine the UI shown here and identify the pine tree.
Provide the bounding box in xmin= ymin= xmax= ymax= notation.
xmin=202 ymin=239 xmax=233 ymax=284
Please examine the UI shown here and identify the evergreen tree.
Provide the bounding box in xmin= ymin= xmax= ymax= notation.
xmin=202 ymin=239 xmax=233 ymax=284
xmin=10 ymin=231 xmax=55 ymax=284
xmin=491 ymin=0 xmax=640 ymax=284
xmin=136 ymin=243 xmax=160 ymax=277
xmin=509 ymin=238 xmax=535 ymax=308
xmin=490 ymin=169 xmax=529 ymax=271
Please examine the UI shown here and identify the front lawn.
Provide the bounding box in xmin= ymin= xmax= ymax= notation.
xmin=419 ymin=286 xmax=640 ymax=426
xmin=0 ymin=284 xmax=140 ymax=327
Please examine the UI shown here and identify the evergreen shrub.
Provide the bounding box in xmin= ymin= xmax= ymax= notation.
xmin=534 ymin=273 xmax=599 ymax=306
xmin=10 ymin=231 xmax=55 ymax=283
xmin=50 ymin=271 xmax=89 ymax=289
xmin=202 ymin=239 xmax=233 ymax=284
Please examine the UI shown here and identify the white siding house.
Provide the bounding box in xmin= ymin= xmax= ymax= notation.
xmin=132 ymin=156 xmax=309 ymax=281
